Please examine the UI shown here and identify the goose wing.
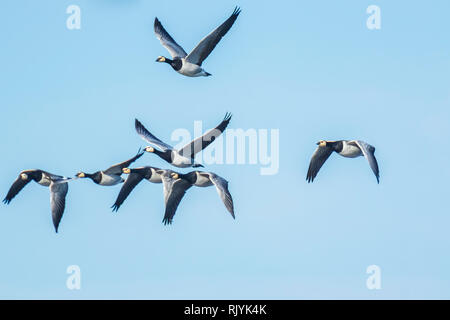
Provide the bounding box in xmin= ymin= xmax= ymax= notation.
xmin=209 ymin=173 xmax=234 ymax=219
xmin=154 ymin=17 xmax=187 ymax=59
xmin=3 ymin=170 xmax=34 ymax=204
xmin=135 ymin=119 xmax=173 ymax=151
xmin=50 ymin=180 xmax=69 ymax=233
xmin=178 ymin=113 xmax=232 ymax=159
xmin=161 ymin=172 xmax=192 ymax=225
xmin=104 ymin=148 xmax=145 ymax=175
xmin=185 ymin=7 xmax=241 ymax=66
xmin=111 ymin=172 xmax=145 ymax=212
xmin=306 ymin=145 xmax=334 ymax=183
xmin=354 ymin=140 xmax=380 ymax=183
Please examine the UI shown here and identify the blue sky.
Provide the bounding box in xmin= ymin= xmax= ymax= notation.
xmin=0 ymin=0 xmax=449 ymax=299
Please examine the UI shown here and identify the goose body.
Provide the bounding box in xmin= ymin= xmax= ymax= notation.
xmin=154 ymin=7 xmax=241 ymax=77
xmin=307 ymin=140 xmax=380 ymax=183
xmin=135 ymin=113 xmax=232 ymax=168
xmin=111 ymin=166 xmax=164 ymax=212
xmin=159 ymin=169 xmax=194 ymax=225
xmin=76 ymin=148 xmax=144 ymax=186
xmin=338 ymin=140 xmax=363 ymax=158
xmin=178 ymin=59 xmax=209 ymax=77
xmin=3 ymin=169 xmax=74 ymax=232
xmin=163 ymin=170 xmax=235 ymax=225
xmin=99 ymin=172 xmax=124 ymax=186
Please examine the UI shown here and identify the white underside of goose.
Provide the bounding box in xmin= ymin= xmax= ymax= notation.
xmin=193 ymin=172 xmax=213 ymax=187
xmin=170 ymin=152 xmax=196 ymax=168
xmin=148 ymin=168 xmax=163 ymax=183
xmin=339 ymin=141 xmax=363 ymax=158
xmin=99 ymin=172 xmax=123 ymax=186
xmin=178 ymin=59 xmax=209 ymax=77
xmin=37 ymin=175 xmax=52 ymax=187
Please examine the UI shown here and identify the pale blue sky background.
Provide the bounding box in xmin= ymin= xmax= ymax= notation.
xmin=0 ymin=0 xmax=449 ymax=299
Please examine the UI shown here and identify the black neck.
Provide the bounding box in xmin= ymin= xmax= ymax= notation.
xmin=328 ymin=141 xmax=343 ymax=153
xmin=153 ymin=149 xmax=173 ymax=163
xmin=85 ymin=172 xmax=102 ymax=184
xmin=165 ymin=58 xmax=182 ymax=71
xmin=179 ymin=171 xmax=198 ymax=184
xmin=31 ymin=170 xmax=44 ymax=182
xmin=131 ymin=167 xmax=152 ymax=180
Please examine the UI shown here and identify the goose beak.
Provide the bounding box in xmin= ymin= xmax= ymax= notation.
xmin=156 ymin=56 xmax=165 ymax=62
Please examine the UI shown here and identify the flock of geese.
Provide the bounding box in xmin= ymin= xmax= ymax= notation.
xmin=3 ymin=115 xmax=235 ymax=232
xmin=3 ymin=7 xmax=380 ymax=233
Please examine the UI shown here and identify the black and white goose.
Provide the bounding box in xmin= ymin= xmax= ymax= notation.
xmin=154 ymin=7 xmax=241 ymax=77
xmin=3 ymin=169 xmax=74 ymax=232
xmin=159 ymin=169 xmax=194 ymax=225
xmin=170 ymin=171 xmax=234 ymax=220
xmin=306 ymin=140 xmax=380 ymax=183
xmin=135 ymin=113 xmax=232 ymax=168
xmin=76 ymin=149 xmax=144 ymax=186
xmin=111 ymin=166 xmax=163 ymax=212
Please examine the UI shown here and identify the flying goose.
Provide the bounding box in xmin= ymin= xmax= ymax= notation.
xmin=171 ymin=171 xmax=234 ymax=220
xmin=3 ymin=169 xmax=75 ymax=232
xmin=135 ymin=113 xmax=232 ymax=168
xmin=76 ymin=148 xmax=144 ymax=186
xmin=154 ymin=7 xmax=241 ymax=77
xmin=159 ymin=169 xmax=194 ymax=225
xmin=306 ymin=140 xmax=380 ymax=183
xmin=111 ymin=166 xmax=164 ymax=212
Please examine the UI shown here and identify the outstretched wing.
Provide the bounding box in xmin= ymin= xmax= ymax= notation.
xmin=178 ymin=113 xmax=232 ymax=159
xmin=186 ymin=7 xmax=241 ymax=66
xmin=161 ymin=172 xmax=192 ymax=225
xmin=104 ymin=148 xmax=145 ymax=175
xmin=209 ymin=173 xmax=234 ymax=219
xmin=154 ymin=17 xmax=187 ymax=59
xmin=306 ymin=146 xmax=334 ymax=183
xmin=3 ymin=172 xmax=33 ymax=204
xmin=355 ymin=140 xmax=380 ymax=183
xmin=135 ymin=118 xmax=174 ymax=151
xmin=111 ymin=172 xmax=145 ymax=212
xmin=50 ymin=181 xmax=69 ymax=233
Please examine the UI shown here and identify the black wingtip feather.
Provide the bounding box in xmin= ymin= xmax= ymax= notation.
xmin=223 ymin=112 xmax=232 ymax=122
xmin=135 ymin=118 xmax=145 ymax=135
xmin=154 ymin=17 xmax=161 ymax=29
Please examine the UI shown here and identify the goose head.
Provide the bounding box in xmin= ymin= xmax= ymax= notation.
xmin=75 ymin=172 xmax=86 ymax=178
xmin=317 ymin=140 xmax=327 ymax=147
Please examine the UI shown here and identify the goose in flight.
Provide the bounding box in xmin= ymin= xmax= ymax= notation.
xmin=161 ymin=170 xmax=234 ymax=225
xmin=3 ymin=169 xmax=75 ymax=232
xmin=76 ymin=148 xmax=144 ymax=186
xmin=159 ymin=169 xmax=194 ymax=225
xmin=111 ymin=166 xmax=164 ymax=212
xmin=154 ymin=7 xmax=241 ymax=77
xmin=170 ymin=171 xmax=234 ymax=222
xmin=135 ymin=113 xmax=232 ymax=168
xmin=306 ymin=140 xmax=380 ymax=183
